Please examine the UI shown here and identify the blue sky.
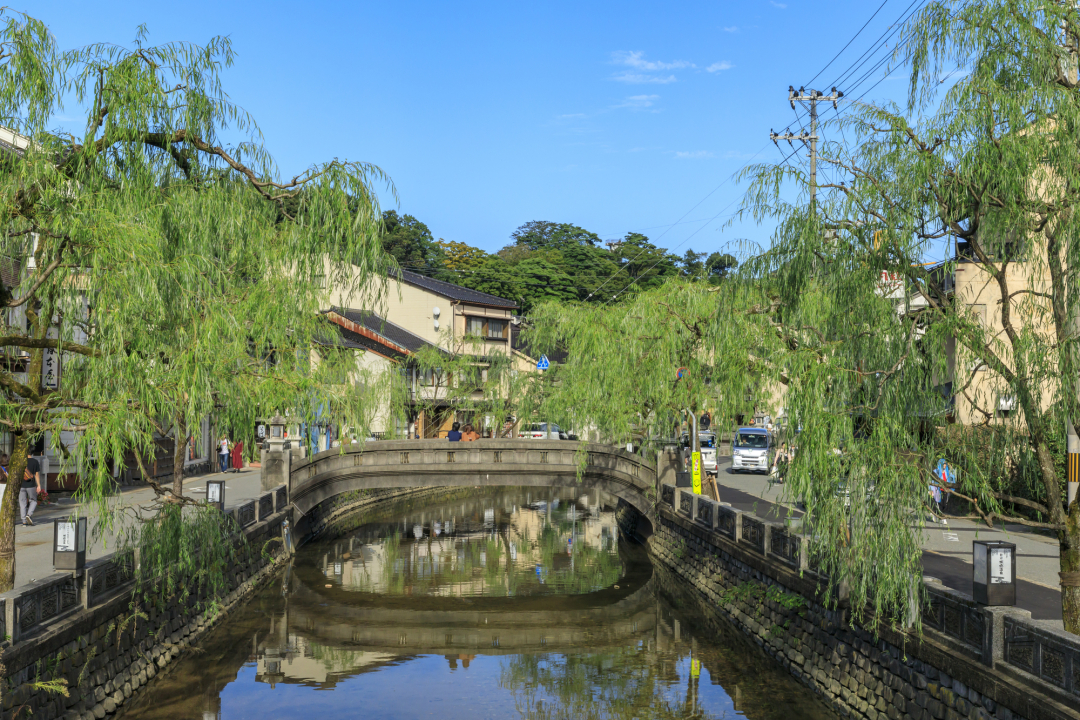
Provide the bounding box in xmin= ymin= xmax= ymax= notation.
xmin=29 ymin=0 xmax=919 ymax=260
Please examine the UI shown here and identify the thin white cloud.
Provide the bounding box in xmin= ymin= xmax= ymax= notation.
xmin=770 ymin=1 xmax=787 ymax=7
xmin=616 ymin=94 xmax=660 ymax=109
xmin=723 ymin=26 xmax=738 ymax=32
xmin=675 ymin=150 xmax=715 ymax=159
xmin=613 ymin=72 xmax=677 ymax=84
xmin=707 ymin=61 xmax=734 ymax=72
xmin=612 ymin=50 xmax=695 ymax=71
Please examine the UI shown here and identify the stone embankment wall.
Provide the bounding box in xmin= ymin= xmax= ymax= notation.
xmin=629 ymin=491 xmax=1080 ymax=720
xmin=0 ymin=507 xmax=289 ymax=720
xmin=0 ymin=482 xmax=454 ymax=720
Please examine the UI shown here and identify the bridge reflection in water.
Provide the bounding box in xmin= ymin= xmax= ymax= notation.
xmin=120 ymin=488 xmax=836 ymax=720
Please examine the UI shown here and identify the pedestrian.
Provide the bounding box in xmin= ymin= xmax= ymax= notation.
xmin=231 ymin=440 xmax=244 ymax=473
xmin=699 ymin=411 xmax=711 ymax=430
xmin=770 ymin=443 xmax=790 ymax=484
xmin=462 ymin=424 xmax=480 ymax=442
xmin=447 ymin=422 xmax=462 ymax=442
xmin=218 ymin=435 xmax=231 ymax=473
xmin=21 ymin=450 xmax=41 ymax=526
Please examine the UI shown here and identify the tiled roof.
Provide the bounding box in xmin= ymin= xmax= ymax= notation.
xmin=326 ymin=308 xmax=440 ymax=357
xmin=392 ymin=269 xmax=518 ymax=309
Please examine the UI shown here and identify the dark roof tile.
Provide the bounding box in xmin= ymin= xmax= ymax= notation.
xmin=392 ymin=269 xmax=518 ymax=309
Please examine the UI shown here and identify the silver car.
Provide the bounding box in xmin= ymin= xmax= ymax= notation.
xmin=517 ymin=422 xmax=568 ymax=440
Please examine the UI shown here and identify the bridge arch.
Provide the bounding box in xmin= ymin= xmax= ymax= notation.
xmin=287 ymin=440 xmax=657 ymax=534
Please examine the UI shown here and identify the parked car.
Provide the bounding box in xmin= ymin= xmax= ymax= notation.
xmin=680 ymin=431 xmax=719 ymax=476
xmin=730 ymin=427 xmax=771 ymax=473
xmin=518 ymin=422 xmax=569 ymax=440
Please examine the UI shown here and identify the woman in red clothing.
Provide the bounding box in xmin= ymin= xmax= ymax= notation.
xmin=230 ymin=440 xmax=244 ymax=472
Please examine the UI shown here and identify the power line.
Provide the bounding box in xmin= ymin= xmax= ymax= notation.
xmin=574 ymin=1 xmax=920 ymax=306
xmin=805 ymin=0 xmax=891 ymax=87
xmin=600 ymin=144 xmax=806 ymax=306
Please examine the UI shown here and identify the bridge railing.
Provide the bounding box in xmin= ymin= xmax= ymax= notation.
xmin=286 ymin=440 xmax=659 ymax=513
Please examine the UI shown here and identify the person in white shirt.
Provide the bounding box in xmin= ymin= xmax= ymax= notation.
xmin=218 ymin=436 xmax=230 ymax=473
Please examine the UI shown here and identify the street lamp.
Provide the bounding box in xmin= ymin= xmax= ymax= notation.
xmin=207 ymin=479 xmax=225 ymax=513
xmin=53 ymin=516 xmax=87 ymax=573
xmin=973 ymin=540 xmax=1016 ymax=606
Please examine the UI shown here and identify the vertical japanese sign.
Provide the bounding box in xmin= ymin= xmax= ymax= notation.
xmin=990 ymin=547 xmax=1012 ymax=584
xmin=42 ymin=327 xmax=60 ymax=390
xmin=692 ymin=452 xmax=702 ymax=495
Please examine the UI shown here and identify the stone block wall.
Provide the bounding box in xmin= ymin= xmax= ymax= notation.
xmin=0 ymin=511 xmax=290 ymax=720
xmin=637 ymin=500 xmax=1079 ymax=720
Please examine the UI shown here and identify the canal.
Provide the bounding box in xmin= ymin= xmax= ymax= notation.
xmin=120 ymin=487 xmax=836 ymax=719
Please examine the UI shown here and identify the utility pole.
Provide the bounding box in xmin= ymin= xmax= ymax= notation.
xmin=771 ymin=86 xmax=843 ymax=206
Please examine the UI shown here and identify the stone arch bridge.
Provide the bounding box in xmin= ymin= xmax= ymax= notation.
xmin=287 ymin=439 xmax=658 ymax=532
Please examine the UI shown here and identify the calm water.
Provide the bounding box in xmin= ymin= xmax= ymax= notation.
xmin=121 ymin=488 xmax=836 ymax=720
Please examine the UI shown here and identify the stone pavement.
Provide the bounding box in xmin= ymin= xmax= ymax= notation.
xmin=6 ymin=466 xmax=267 ymax=588
xmin=709 ymin=457 xmax=1066 ymax=629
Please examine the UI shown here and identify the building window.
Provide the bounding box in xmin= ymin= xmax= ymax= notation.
xmin=421 ymin=368 xmax=446 ymax=387
xmin=464 ymin=316 xmax=509 ymax=340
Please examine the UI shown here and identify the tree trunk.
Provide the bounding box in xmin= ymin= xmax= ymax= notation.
xmin=172 ymin=418 xmax=187 ymax=499
xmin=0 ymin=435 xmax=29 ymax=592
xmin=1063 ymin=499 xmax=1080 ymax=634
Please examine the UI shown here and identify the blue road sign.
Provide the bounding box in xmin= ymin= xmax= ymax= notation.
xmin=537 ymin=355 xmax=550 ymax=370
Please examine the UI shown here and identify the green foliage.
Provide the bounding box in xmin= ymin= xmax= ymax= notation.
xmin=380 ymin=210 xmax=441 ymax=270
xmin=522 ymin=280 xmax=756 ymax=446
xmin=0 ymin=11 xmax=390 ymax=594
xmin=727 ymin=0 xmax=1080 ymax=629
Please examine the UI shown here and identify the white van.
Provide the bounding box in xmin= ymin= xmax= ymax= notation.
xmin=731 ymin=427 xmax=771 ymax=473
xmin=680 ymin=431 xmax=719 ymax=476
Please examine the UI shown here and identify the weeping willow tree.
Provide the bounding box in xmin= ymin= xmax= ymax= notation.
xmin=522 ymin=280 xmax=761 ymax=451
xmin=0 ymin=11 xmax=390 ymax=598
xmin=732 ymin=0 xmax=1080 ymax=631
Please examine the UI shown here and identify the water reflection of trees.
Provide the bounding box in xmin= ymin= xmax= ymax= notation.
xmin=500 ymin=649 xmax=719 ymax=720
xmin=330 ymin=497 xmax=624 ymax=597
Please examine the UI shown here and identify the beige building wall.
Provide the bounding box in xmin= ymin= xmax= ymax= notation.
xmin=946 ymin=260 xmax=1056 ymax=425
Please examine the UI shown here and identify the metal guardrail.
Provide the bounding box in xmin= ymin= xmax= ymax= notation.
xmin=1003 ymin=615 xmax=1080 ymax=699
xmin=661 ymin=484 xmax=675 ymax=507
xmin=716 ymin=504 xmax=737 ymax=539
xmin=922 ymin=582 xmax=985 ymax=652
xmin=6 ymin=573 xmax=80 ymax=642
xmin=695 ymin=496 xmax=714 ymax=528
xmin=678 ymin=490 xmax=694 ymax=518
xmin=741 ymin=515 xmax=765 ymax=554
xmin=237 ymin=500 xmax=256 ymax=528
xmin=770 ymin=526 xmax=801 ymax=567
xmin=86 ymin=552 xmax=135 ymax=607
xmin=258 ymin=492 xmax=274 ymax=522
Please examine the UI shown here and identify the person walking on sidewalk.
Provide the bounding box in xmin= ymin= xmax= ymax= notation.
xmin=218 ymin=435 xmax=231 ymax=473
xmin=21 ymin=451 xmax=41 ymax=526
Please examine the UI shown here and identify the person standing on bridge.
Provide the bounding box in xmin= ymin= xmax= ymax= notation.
xmin=21 ymin=450 xmax=41 ymax=526
xmin=447 ymin=422 xmax=462 ymax=442
xmin=461 ymin=424 xmax=480 ymax=442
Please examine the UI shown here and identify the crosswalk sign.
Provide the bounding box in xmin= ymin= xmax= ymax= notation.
xmin=537 ymin=355 xmax=550 ymax=370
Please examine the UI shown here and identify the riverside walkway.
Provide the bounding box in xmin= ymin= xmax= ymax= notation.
xmin=710 ymin=456 xmax=1066 ymax=628
xmin=5 ymin=450 xmax=1068 ymax=629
